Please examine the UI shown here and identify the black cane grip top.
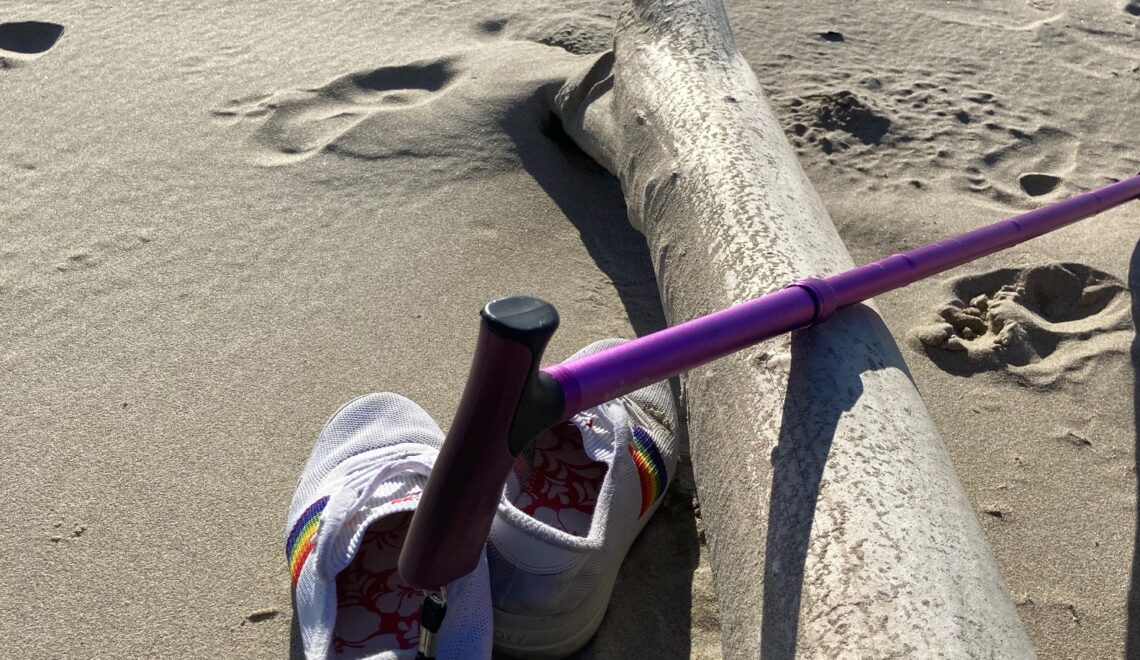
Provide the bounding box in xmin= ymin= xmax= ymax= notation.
xmin=481 ymin=296 xmax=560 ymax=351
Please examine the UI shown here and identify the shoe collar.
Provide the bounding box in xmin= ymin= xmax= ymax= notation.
xmin=313 ymin=444 xmax=437 ymax=582
xmin=496 ymin=400 xmax=628 ymax=553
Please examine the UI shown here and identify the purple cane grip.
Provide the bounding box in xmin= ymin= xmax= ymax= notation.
xmin=399 ymin=318 xmax=537 ymax=589
xmin=546 ymin=174 xmax=1140 ymax=417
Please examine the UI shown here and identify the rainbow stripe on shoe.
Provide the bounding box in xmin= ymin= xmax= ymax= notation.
xmin=628 ymin=426 xmax=668 ymax=516
xmin=286 ymin=496 xmax=329 ymax=585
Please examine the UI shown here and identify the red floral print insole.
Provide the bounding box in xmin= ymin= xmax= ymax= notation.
xmin=333 ymin=512 xmax=422 ymax=656
xmin=514 ymin=422 xmax=607 ymax=537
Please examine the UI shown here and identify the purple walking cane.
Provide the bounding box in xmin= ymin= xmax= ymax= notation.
xmin=398 ymin=173 xmax=1140 ymax=590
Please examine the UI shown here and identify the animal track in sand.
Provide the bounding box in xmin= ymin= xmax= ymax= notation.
xmin=784 ymin=90 xmax=891 ymax=155
xmin=966 ymin=124 xmax=1079 ymax=205
xmin=773 ymin=72 xmax=1081 ymax=198
xmin=212 ymin=58 xmax=461 ymax=165
xmin=911 ymin=263 xmax=1132 ymax=386
xmin=980 ymin=125 xmax=1076 ymax=202
xmin=755 ymin=0 xmax=1138 ymax=202
xmin=54 ymin=231 xmax=154 ymax=273
xmin=1017 ymin=172 xmax=1061 ymax=196
xmin=0 ymin=21 xmax=64 ymax=67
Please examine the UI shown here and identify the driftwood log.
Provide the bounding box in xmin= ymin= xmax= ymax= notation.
xmin=553 ymin=0 xmax=1034 ymax=656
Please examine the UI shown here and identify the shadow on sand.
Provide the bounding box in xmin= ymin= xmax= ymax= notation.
xmin=504 ymin=86 xmax=669 ymax=338
xmin=500 ymin=89 xmax=702 ymax=659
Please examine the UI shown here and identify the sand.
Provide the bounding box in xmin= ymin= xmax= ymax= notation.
xmin=1 ymin=0 xmax=1136 ymax=658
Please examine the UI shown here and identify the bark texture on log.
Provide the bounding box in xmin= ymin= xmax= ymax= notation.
xmin=553 ymin=1 xmax=1034 ymax=656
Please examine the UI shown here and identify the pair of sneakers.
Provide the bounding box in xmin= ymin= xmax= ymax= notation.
xmin=285 ymin=339 xmax=678 ymax=659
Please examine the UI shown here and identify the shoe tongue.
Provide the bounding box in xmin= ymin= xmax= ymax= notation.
xmin=313 ymin=448 xmax=435 ymax=581
xmin=574 ymin=400 xmax=628 ymax=464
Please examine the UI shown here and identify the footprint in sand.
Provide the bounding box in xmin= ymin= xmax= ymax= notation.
xmin=53 ymin=231 xmax=154 ymax=274
xmin=784 ymin=90 xmax=892 ymax=156
xmin=213 ymin=38 xmax=587 ymax=172
xmin=212 ymin=58 xmax=462 ymax=165
xmin=964 ymin=124 xmax=1079 ymax=205
xmin=1016 ymin=172 xmax=1062 ymax=197
xmin=911 ymin=263 xmax=1132 ymax=386
xmin=213 ymin=18 xmax=613 ymax=169
xmin=0 ymin=21 xmax=64 ymax=67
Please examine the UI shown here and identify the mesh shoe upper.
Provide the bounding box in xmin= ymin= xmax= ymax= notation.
xmin=488 ymin=339 xmax=679 ymax=620
xmin=286 ymin=393 xmax=493 ymax=660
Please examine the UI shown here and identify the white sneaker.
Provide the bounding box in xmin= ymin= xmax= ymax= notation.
xmin=488 ymin=339 xmax=679 ymax=658
xmin=286 ymin=393 xmax=493 ymax=659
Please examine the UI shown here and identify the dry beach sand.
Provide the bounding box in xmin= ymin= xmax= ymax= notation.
xmin=2 ymin=0 xmax=1138 ymax=658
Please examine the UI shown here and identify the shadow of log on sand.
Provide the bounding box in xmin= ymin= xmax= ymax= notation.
xmin=505 ymin=86 xmax=705 ymax=660
xmin=503 ymin=89 xmax=669 ymax=339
